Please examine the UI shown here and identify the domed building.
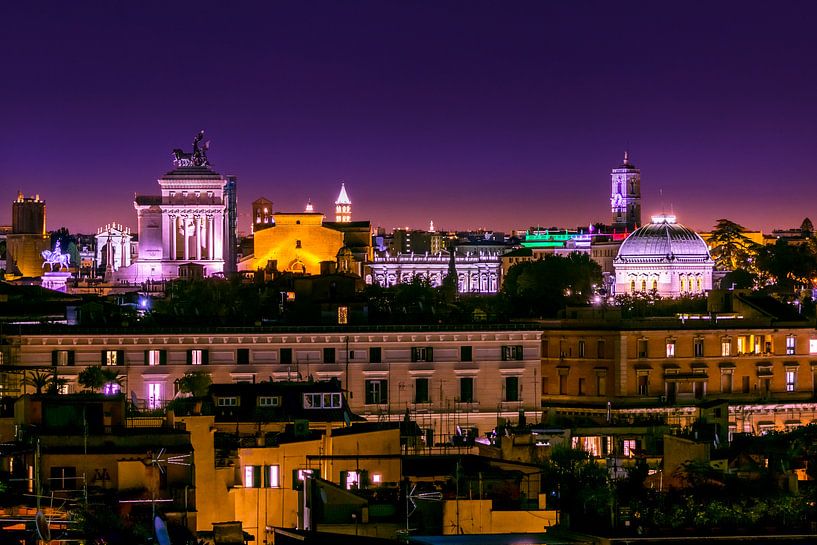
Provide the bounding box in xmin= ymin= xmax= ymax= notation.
xmin=614 ymin=215 xmax=714 ymax=297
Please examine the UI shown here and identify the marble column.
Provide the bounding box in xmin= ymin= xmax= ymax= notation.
xmin=195 ymin=214 xmax=202 ymax=261
xmin=183 ymin=216 xmax=189 ymax=261
xmin=208 ymin=215 xmax=214 ymax=260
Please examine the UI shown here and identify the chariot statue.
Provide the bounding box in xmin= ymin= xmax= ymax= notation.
xmin=172 ymin=130 xmax=210 ymax=168
xmin=42 ymin=240 xmax=71 ymax=272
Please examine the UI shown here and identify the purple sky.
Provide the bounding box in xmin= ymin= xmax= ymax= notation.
xmin=2 ymin=1 xmax=816 ymax=235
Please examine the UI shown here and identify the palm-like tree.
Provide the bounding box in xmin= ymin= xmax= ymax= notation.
xmin=25 ymin=370 xmax=52 ymax=395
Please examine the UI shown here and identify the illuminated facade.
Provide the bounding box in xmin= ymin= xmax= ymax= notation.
xmin=245 ymin=212 xmax=344 ymax=274
xmin=611 ymin=151 xmax=641 ymax=232
xmin=251 ymin=197 xmax=273 ymax=233
xmin=369 ymin=251 xmax=502 ymax=293
xmin=6 ymin=192 xmax=50 ymax=278
xmin=334 ymin=182 xmax=351 ymax=222
xmin=95 ymin=222 xmax=133 ymax=274
xmin=614 ymin=215 xmax=714 ymax=297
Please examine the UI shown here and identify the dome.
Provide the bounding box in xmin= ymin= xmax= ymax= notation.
xmin=615 ymin=215 xmax=712 ymax=264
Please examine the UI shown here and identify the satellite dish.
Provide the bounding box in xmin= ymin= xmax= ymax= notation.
xmin=154 ymin=515 xmax=171 ymax=545
xmin=35 ymin=510 xmax=51 ymax=542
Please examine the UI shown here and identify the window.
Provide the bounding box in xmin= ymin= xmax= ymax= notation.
xmin=369 ymin=347 xmax=382 ymax=363
xmin=637 ymin=339 xmax=648 ymax=358
xmin=693 ymin=338 xmax=704 ymax=358
xmin=541 ymin=377 xmax=549 ymax=395
xmin=103 ymin=350 xmax=122 ymax=366
xmin=188 ymin=349 xmax=207 ymax=365
xmin=303 ymin=392 xmax=342 ymax=409
xmin=810 ymin=339 xmax=817 ymax=355
xmin=245 ymin=465 xmax=280 ymax=488
xmin=505 ymin=376 xmax=519 ymax=402
xmin=295 ymin=240 xmax=302 ymax=248
xmin=337 ymin=306 xmax=348 ymax=325
xmin=742 ymin=376 xmax=750 ymax=393
xmin=280 ymin=348 xmax=293 ymax=365
xmin=558 ymin=373 xmax=567 ymax=395
xmin=596 ymin=373 xmax=607 ymax=396
xmin=623 ymin=440 xmax=637 ymax=457
xmin=459 ymin=377 xmax=474 ymax=403
xmin=786 ymin=369 xmax=797 ymax=392
xmin=267 ymin=465 xmax=281 ymax=488
xmin=577 ymin=340 xmax=585 ymax=358
xmin=786 ymin=336 xmax=796 ymax=355
xmin=501 ymin=345 xmax=524 ymax=361
xmin=237 ymin=348 xmax=250 ymax=365
xmin=323 ymin=348 xmax=336 ymax=364
xmin=147 ymin=383 xmax=163 ymax=409
xmin=53 ymin=350 xmax=73 ymax=366
xmin=597 ymin=340 xmax=605 ymax=359
xmin=721 ymin=339 xmax=731 ymax=357
xmin=637 ymin=374 xmax=649 ymax=396
xmin=577 ymin=377 xmax=585 ymax=396
xmin=259 ymin=396 xmax=281 ymax=407
xmin=411 ymin=347 xmax=433 ymax=362
xmin=217 ymin=396 xmax=239 ymax=407
xmin=415 ymin=378 xmax=429 ymax=403
xmin=103 ymin=382 xmax=121 ymax=395
xmin=460 ymin=346 xmax=473 ymax=362
xmin=666 ymin=340 xmax=676 ymax=358
xmin=146 ymin=349 xmax=163 ymax=366
xmin=721 ymin=371 xmax=733 ymax=393
xmin=365 ymin=380 xmax=388 ymax=405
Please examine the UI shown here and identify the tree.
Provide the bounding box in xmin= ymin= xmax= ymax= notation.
xmin=78 ymin=366 xmax=105 ymax=392
xmin=708 ymin=219 xmax=756 ymax=271
xmin=25 ymin=370 xmax=52 ymax=395
xmin=801 ymin=217 xmax=814 ymax=236
xmin=176 ymin=371 xmax=212 ymax=397
xmin=754 ymin=239 xmax=817 ymax=290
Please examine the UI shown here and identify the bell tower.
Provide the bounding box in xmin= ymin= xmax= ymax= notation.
xmin=335 ymin=182 xmax=351 ymax=222
xmin=610 ymin=151 xmax=641 ymax=231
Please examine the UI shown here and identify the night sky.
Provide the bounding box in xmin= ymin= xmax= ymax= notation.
xmin=2 ymin=1 xmax=816 ymax=235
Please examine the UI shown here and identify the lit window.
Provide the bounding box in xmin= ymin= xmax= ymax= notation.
xmin=338 ymin=306 xmax=348 ymax=325
xmin=268 ymin=465 xmax=280 ymax=488
xmin=666 ymin=341 xmax=676 ymax=358
xmin=721 ymin=340 xmax=731 ymax=357
xmin=217 ymin=397 xmax=239 ymax=407
xmin=147 ymin=350 xmax=161 ymax=366
xmin=190 ymin=349 xmax=203 ymax=365
xmin=345 ymin=470 xmax=361 ymax=489
xmin=56 ymin=350 xmax=69 ymax=366
xmin=372 ymin=473 xmax=382 ymax=484
xmin=147 ymin=383 xmax=162 ymax=409
xmin=258 ymin=396 xmax=281 ymax=407
xmin=786 ymin=370 xmax=797 ymax=392
xmin=694 ymin=338 xmax=704 ymax=358
xmin=810 ymin=339 xmax=817 ymax=355
xmin=303 ymin=392 xmax=342 ymax=409
xmin=104 ymin=350 xmax=119 ymax=366
xmin=786 ymin=336 xmax=796 ymax=355
xmin=103 ymin=382 xmax=121 ymax=395
xmin=244 ymin=466 xmax=260 ymax=488
xmin=623 ymin=439 xmax=636 ymax=457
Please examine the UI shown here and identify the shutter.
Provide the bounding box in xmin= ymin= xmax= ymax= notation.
xmin=144 ymin=350 xmax=149 ymax=366
xmin=160 ymin=350 xmax=167 ymax=365
xmin=202 ymin=350 xmax=209 ymax=365
xmin=186 ymin=350 xmax=192 ymax=365
xmin=100 ymin=350 xmax=106 ymax=364
xmin=411 ymin=348 xmax=417 ymax=362
xmin=262 ymin=466 xmax=270 ymax=488
xmin=117 ymin=350 xmax=125 ymax=366
xmin=253 ymin=466 xmax=262 ymax=488
xmin=52 ymin=350 xmax=58 ymax=366
xmin=381 ymin=380 xmax=388 ymax=404
xmin=68 ymin=351 xmax=75 ymax=366
xmin=427 ymin=347 xmax=433 ymax=362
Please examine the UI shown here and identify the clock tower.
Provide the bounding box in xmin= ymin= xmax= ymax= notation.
xmin=610 ymin=151 xmax=641 ymax=232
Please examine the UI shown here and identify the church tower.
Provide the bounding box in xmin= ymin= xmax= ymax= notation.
xmin=335 ymin=182 xmax=351 ymax=222
xmin=610 ymin=151 xmax=641 ymax=231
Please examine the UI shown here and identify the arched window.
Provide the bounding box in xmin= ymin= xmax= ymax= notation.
xmin=652 ymin=279 xmax=658 ymax=291
xmin=680 ymin=276 xmax=686 ymax=292
xmin=697 ymin=277 xmax=702 ymax=292
xmin=641 ymin=279 xmax=647 ymax=292
xmin=630 ymin=280 xmax=636 ymax=293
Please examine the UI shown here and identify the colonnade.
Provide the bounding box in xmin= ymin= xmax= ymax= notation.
xmin=167 ymin=213 xmax=219 ymax=261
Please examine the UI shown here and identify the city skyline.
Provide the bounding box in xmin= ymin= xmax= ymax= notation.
xmin=3 ymin=2 xmax=817 ymax=234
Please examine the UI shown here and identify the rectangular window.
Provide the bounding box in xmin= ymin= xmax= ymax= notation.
xmin=266 ymin=465 xmax=280 ymax=488
xmin=147 ymin=383 xmax=163 ymax=409
xmin=578 ymin=340 xmax=586 ymax=358
xmin=637 ymin=375 xmax=649 ymax=396
xmin=54 ymin=350 xmax=69 ymax=366
xmin=666 ymin=341 xmax=676 ymax=358
xmin=237 ymin=348 xmax=250 ymax=365
xmin=369 ymin=347 xmax=382 ymax=363
xmin=189 ymin=349 xmax=205 ymax=365
xmin=147 ymin=349 xmax=162 ymax=366
xmin=786 ymin=370 xmax=797 ymax=392
xmin=365 ymin=379 xmax=388 ymax=405
xmin=694 ymin=338 xmax=704 ymax=358
xmin=541 ymin=377 xmax=549 ymax=395
xmin=103 ymin=350 xmax=120 ymax=366
xmin=280 ymin=348 xmax=293 ymax=365
xmin=323 ymin=348 xmax=336 ymax=364
xmin=742 ymin=376 xmax=750 ymax=393
xmin=303 ymin=392 xmax=342 ymax=409
xmin=459 ymin=377 xmax=474 ymax=403
xmin=460 ymin=346 xmax=472 ymax=362
xmin=558 ymin=374 xmax=567 ymax=395
xmin=596 ymin=374 xmax=607 ymax=396
xmin=505 ymin=376 xmax=519 ymax=402
xmin=597 ymin=340 xmax=605 ymax=359
xmin=721 ymin=372 xmax=733 ymax=393
xmin=721 ymin=340 xmax=731 ymax=357
xmin=786 ymin=336 xmax=796 ymax=355
xmin=415 ymin=378 xmax=429 ymax=403
xmin=810 ymin=339 xmax=817 ymax=355
xmin=217 ymin=396 xmax=239 ymax=407
xmin=337 ymin=306 xmax=348 ymax=325
xmin=411 ymin=347 xmax=433 ymax=362
xmin=244 ymin=466 xmax=262 ymax=488
xmin=637 ymin=339 xmax=648 ymax=358
xmin=577 ymin=377 xmax=585 ymax=396
xmin=258 ymin=396 xmax=281 ymax=407
xmin=501 ymin=345 xmax=524 ymax=361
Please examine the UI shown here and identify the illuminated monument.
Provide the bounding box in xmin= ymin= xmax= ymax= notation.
xmin=610 ymin=151 xmax=641 ymax=232
xmin=613 ymin=214 xmax=714 ymax=297
xmin=6 ymin=192 xmax=50 ymax=278
xmin=117 ymin=131 xmax=234 ymax=281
